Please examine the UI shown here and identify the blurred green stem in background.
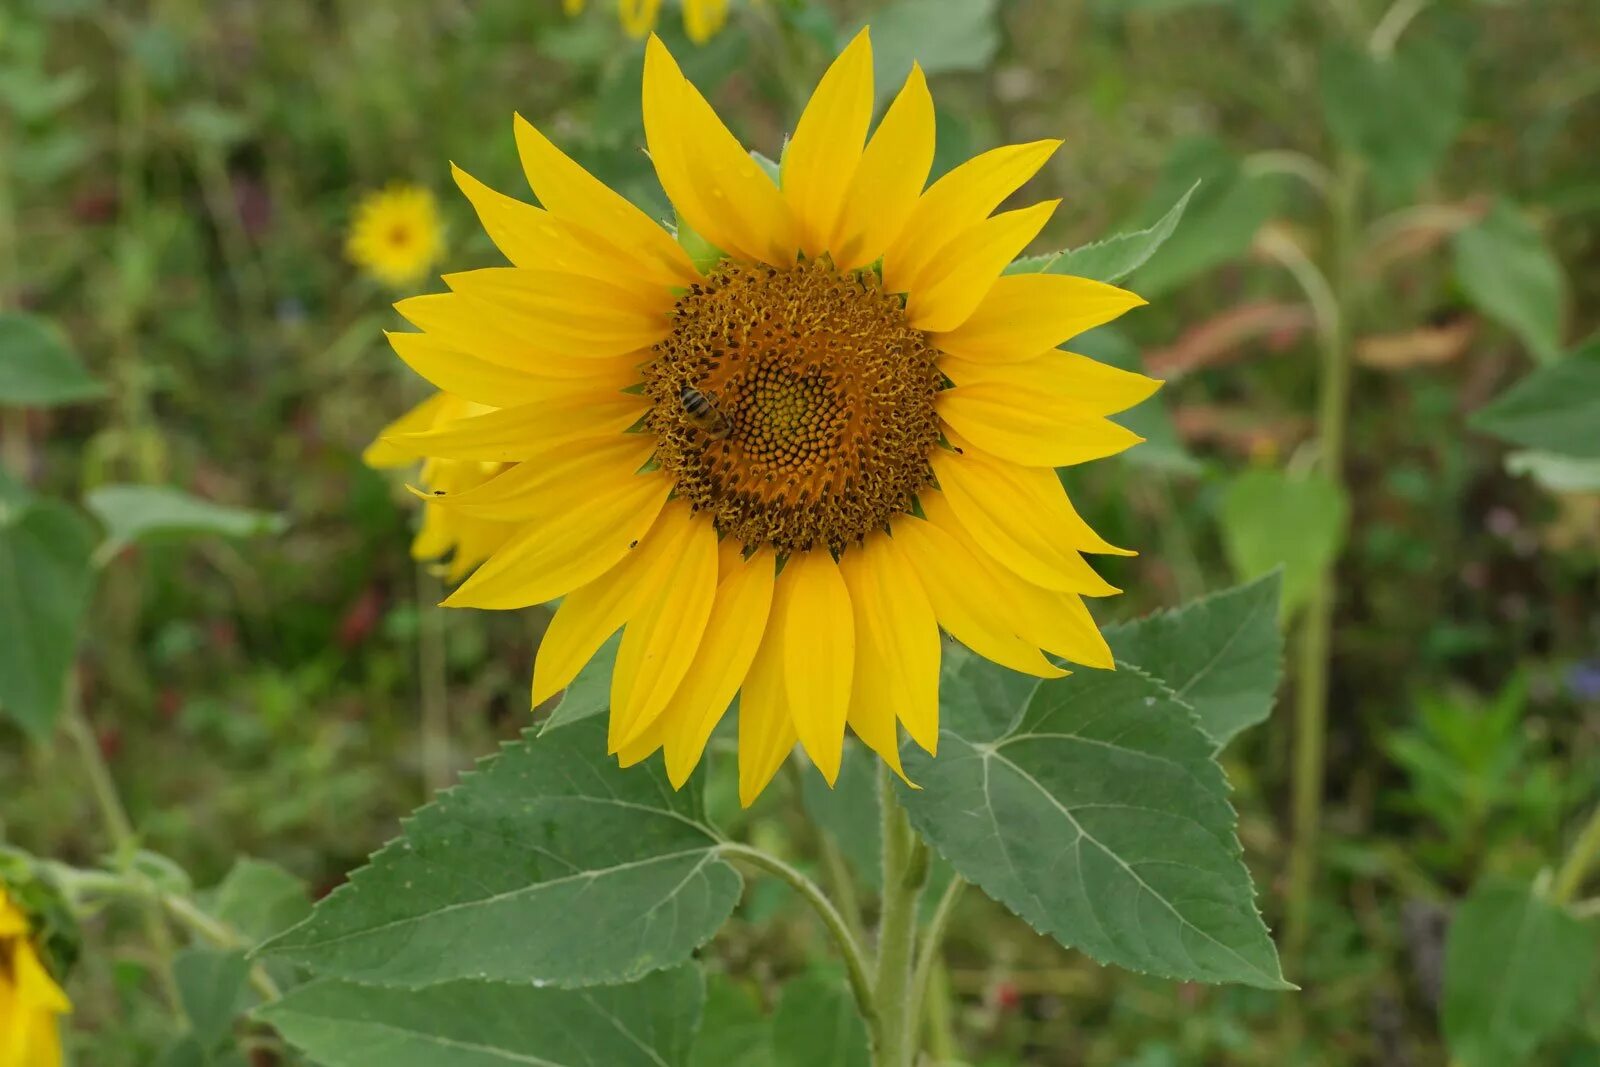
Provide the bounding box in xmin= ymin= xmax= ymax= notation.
xmin=416 ymin=564 xmax=452 ymax=795
xmin=874 ymin=765 xmax=930 ymax=1067
xmin=911 ymin=876 xmax=966 ymax=1059
xmin=1551 ymin=805 xmax=1600 ymax=905
xmin=1275 ymin=153 xmax=1362 ymax=973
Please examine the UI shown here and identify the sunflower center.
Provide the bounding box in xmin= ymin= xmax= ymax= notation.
xmin=645 ymin=259 xmax=941 ymax=554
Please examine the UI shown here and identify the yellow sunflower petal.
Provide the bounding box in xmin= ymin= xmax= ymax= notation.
xmin=932 ymin=273 xmax=1147 ymax=360
xmin=782 ymin=28 xmax=873 ymax=257
xmin=939 ymin=383 xmax=1144 ymax=467
xmin=906 ymin=200 xmax=1059 ymax=333
xmin=937 ymin=431 xmax=1132 ymax=556
xmin=363 ymin=392 xmax=452 ymax=469
xmin=939 ymin=349 xmax=1163 ymax=417
xmin=615 ymin=716 xmax=666 ymax=768
xmin=385 ymin=331 xmax=637 ymax=409
xmin=512 ymin=113 xmax=698 ymax=288
xmin=838 ymin=531 xmax=938 ymax=764
xmin=828 ymin=64 xmax=935 ymax=271
xmin=619 ymin=0 xmax=662 ymax=37
xmin=609 ymin=517 xmax=720 ymax=751
xmin=774 ymin=550 xmax=854 ymax=785
xmin=890 ymin=515 xmax=1066 ymax=678
xmin=925 ymin=496 xmax=1114 ymax=669
xmin=660 ymin=544 xmax=777 ymax=788
xmin=927 ymin=451 xmax=1118 ymax=595
xmin=452 ymin=165 xmax=620 ymax=279
xmin=738 ymin=616 xmax=799 ymax=807
xmin=388 ymin=394 xmax=647 ymax=463
xmin=443 ymin=472 xmax=670 ymax=609
xmin=442 ymin=268 xmax=671 ymax=356
xmin=882 ymin=138 xmax=1061 ymax=295
xmin=434 ymin=435 xmax=656 ymax=522
xmin=529 ymin=502 xmax=696 ymax=706
xmin=642 ymin=35 xmax=798 ymax=266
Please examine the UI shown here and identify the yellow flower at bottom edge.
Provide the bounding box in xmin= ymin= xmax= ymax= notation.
xmin=382 ymin=29 xmax=1159 ymax=805
xmin=568 ymin=0 xmax=729 ymax=44
xmin=346 ymin=185 xmax=444 ymax=288
xmin=365 ymin=392 xmax=519 ymax=582
xmin=0 ymin=888 xmax=70 ymax=1067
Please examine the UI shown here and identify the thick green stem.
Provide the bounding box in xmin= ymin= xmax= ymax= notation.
xmin=1551 ymin=806 xmax=1600 ymax=906
xmin=718 ymin=842 xmax=877 ymax=1032
xmin=1283 ymin=157 xmax=1359 ymax=970
xmin=873 ymin=765 xmax=930 ymax=1067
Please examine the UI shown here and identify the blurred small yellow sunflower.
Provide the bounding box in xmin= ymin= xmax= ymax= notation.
xmin=0 ymin=886 xmax=70 ymax=1067
xmin=383 ymin=31 xmax=1155 ymax=803
xmin=567 ymin=0 xmax=730 ymax=45
xmin=365 ymin=392 xmax=518 ymax=582
xmin=346 ymin=185 xmax=444 ymax=288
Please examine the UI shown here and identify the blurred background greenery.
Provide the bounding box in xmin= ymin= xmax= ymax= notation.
xmin=2 ymin=0 xmax=1597 ymax=1063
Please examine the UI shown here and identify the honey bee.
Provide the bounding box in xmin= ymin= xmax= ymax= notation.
xmin=680 ymin=385 xmax=731 ymax=440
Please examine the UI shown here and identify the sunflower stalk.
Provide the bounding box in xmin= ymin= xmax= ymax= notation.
xmin=873 ymin=764 xmax=931 ymax=1067
xmin=1550 ymin=805 xmax=1600 ymax=906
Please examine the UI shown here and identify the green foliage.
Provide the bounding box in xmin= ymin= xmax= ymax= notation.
xmin=689 ymin=977 xmax=776 ymax=1067
xmin=538 ymin=630 xmax=620 ymax=733
xmin=1442 ymin=881 xmax=1598 ymax=1067
xmin=262 ymin=965 xmax=705 ymax=1067
xmin=898 ymin=652 xmax=1288 ymax=990
xmin=1319 ymin=38 xmax=1464 ymax=198
xmin=1219 ymin=469 xmax=1348 ymax=617
xmin=259 ymin=720 xmax=741 ymax=988
xmin=0 ymin=498 xmax=96 ymax=737
xmin=1106 ymin=572 xmax=1283 ymax=747
xmin=206 ymin=858 xmax=312 ymax=945
xmin=1453 ymin=201 xmax=1567 ymax=364
xmin=172 ymin=948 xmax=250 ymax=1053
xmin=772 ymin=970 xmax=870 ymax=1067
xmin=1008 ymin=182 xmax=1197 ymax=285
xmin=1471 ymin=337 xmax=1600 ymax=459
xmin=857 ymin=0 xmax=1000 ymax=103
xmin=85 ymin=484 xmax=286 ymax=558
xmin=0 ymin=311 xmax=106 ymax=407
xmin=1125 ymin=139 xmax=1282 ymax=297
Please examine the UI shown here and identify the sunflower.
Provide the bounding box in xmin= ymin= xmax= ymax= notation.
xmin=0 ymin=887 xmax=70 ymax=1067
xmin=567 ymin=0 xmax=730 ymax=44
xmin=365 ymin=392 xmax=519 ymax=582
xmin=383 ymin=30 xmax=1156 ymax=804
xmin=346 ymin=185 xmax=444 ymax=288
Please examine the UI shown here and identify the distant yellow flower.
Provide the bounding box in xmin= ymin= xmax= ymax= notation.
xmin=0 ymin=887 xmax=70 ymax=1067
xmin=382 ymin=31 xmax=1153 ymax=803
xmin=346 ymin=185 xmax=444 ymax=288
xmin=365 ymin=391 xmax=518 ymax=582
xmin=566 ymin=0 xmax=729 ymax=44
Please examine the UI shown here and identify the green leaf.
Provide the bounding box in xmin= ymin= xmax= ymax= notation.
xmin=258 ymin=720 xmax=740 ymax=988
xmin=800 ymin=741 xmax=883 ymax=891
xmin=1471 ymin=338 xmax=1600 ymax=458
xmin=539 ymin=630 xmax=620 ymax=733
xmin=1504 ymin=451 xmax=1600 ymax=493
xmin=0 ymin=312 xmax=106 ymax=407
xmin=1453 ymin=201 xmax=1566 ymax=363
xmin=1122 ymin=139 xmax=1281 ymax=297
xmin=1106 ymin=573 xmax=1283 ymax=747
xmin=690 ymin=976 xmax=775 ymax=1067
xmin=0 ymin=500 xmax=97 ymax=738
xmin=1320 ymin=38 xmax=1465 ymax=198
xmin=261 ymin=965 xmax=704 ymax=1067
xmin=857 ymin=0 xmax=999 ymax=103
xmin=1219 ymin=469 xmax=1348 ymax=617
xmin=772 ymin=971 xmax=869 ymax=1067
xmin=899 ymin=653 xmax=1288 ymax=990
xmin=174 ymin=948 xmax=250 ymax=1050
xmin=1008 ymin=183 xmax=1197 ymax=284
xmin=1442 ymin=880 xmax=1598 ymax=1067
xmin=84 ymin=484 xmax=285 ymax=558
xmin=207 ymin=858 xmax=311 ymax=945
